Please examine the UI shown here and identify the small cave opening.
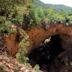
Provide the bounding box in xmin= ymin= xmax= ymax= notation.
xmin=28 ymin=35 xmax=65 ymax=72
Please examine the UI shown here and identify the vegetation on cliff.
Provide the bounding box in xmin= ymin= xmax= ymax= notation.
xmin=0 ymin=0 xmax=72 ymax=72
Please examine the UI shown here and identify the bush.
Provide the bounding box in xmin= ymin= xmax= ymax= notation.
xmin=0 ymin=16 xmax=17 ymax=35
xmin=25 ymin=6 xmax=45 ymax=27
xmin=16 ymin=29 xmax=30 ymax=64
xmin=34 ymin=64 xmax=40 ymax=72
xmin=0 ymin=0 xmax=16 ymax=17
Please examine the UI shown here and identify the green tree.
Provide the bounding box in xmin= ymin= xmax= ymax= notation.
xmin=0 ymin=0 xmax=16 ymax=17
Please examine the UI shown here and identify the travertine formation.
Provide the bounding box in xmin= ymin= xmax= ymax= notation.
xmin=3 ymin=24 xmax=72 ymax=57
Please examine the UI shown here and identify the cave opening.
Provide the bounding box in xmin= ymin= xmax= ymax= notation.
xmin=28 ymin=34 xmax=64 ymax=72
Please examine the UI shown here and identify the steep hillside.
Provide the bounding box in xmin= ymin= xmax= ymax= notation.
xmin=33 ymin=0 xmax=72 ymax=12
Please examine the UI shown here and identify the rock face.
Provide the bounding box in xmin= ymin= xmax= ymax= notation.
xmin=4 ymin=33 xmax=19 ymax=57
xmin=27 ymin=24 xmax=72 ymax=53
xmin=0 ymin=52 xmax=41 ymax=72
xmin=0 ymin=24 xmax=72 ymax=72
xmin=27 ymin=24 xmax=72 ymax=72
xmin=3 ymin=26 xmax=28 ymax=57
xmin=0 ymin=36 xmax=5 ymax=52
xmin=2 ymin=24 xmax=72 ymax=57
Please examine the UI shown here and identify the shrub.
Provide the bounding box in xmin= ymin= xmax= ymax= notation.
xmin=0 ymin=16 xmax=17 ymax=35
xmin=0 ymin=0 xmax=16 ymax=17
xmin=16 ymin=29 xmax=30 ymax=64
xmin=34 ymin=64 xmax=40 ymax=72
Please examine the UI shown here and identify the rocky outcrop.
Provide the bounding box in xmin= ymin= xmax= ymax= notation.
xmin=27 ymin=24 xmax=72 ymax=54
xmin=0 ymin=52 xmax=42 ymax=72
xmin=27 ymin=24 xmax=72 ymax=72
xmin=0 ymin=24 xmax=72 ymax=72
xmin=4 ymin=33 xmax=19 ymax=56
xmin=2 ymin=24 xmax=72 ymax=57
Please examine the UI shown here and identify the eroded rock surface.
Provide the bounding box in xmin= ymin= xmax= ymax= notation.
xmin=0 ymin=52 xmax=42 ymax=72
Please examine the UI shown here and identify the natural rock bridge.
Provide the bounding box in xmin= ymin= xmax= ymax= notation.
xmin=3 ymin=24 xmax=72 ymax=72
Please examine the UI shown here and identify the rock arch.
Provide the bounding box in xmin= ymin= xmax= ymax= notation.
xmin=27 ymin=24 xmax=72 ymax=71
xmin=3 ymin=24 xmax=72 ymax=58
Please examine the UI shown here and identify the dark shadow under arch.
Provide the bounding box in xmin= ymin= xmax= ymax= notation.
xmin=28 ymin=34 xmax=65 ymax=72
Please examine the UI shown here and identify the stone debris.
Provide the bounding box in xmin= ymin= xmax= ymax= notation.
xmin=0 ymin=52 xmax=42 ymax=72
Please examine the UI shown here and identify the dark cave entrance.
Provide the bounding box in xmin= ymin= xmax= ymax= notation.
xmin=28 ymin=35 xmax=64 ymax=72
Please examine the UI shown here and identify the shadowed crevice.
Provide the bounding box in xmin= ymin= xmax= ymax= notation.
xmin=28 ymin=34 xmax=64 ymax=72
